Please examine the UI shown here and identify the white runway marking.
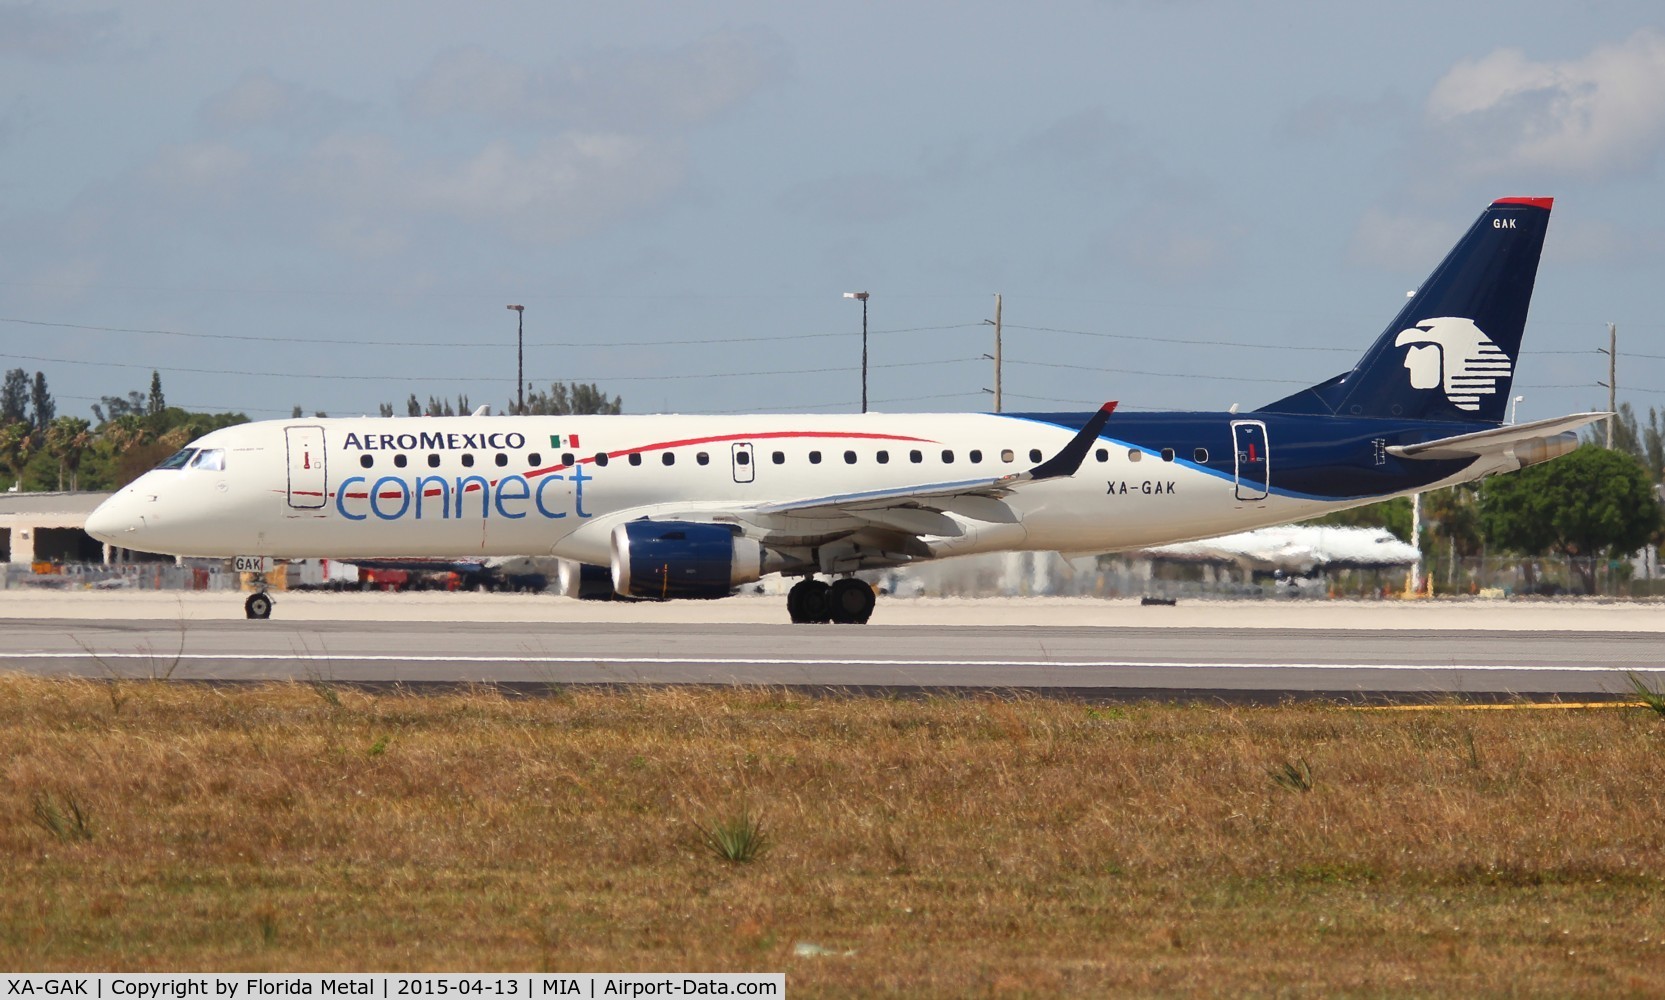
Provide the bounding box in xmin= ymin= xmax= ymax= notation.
xmin=4 ymin=652 xmax=1650 ymax=672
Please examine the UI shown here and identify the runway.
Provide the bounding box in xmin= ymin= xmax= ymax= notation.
xmin=4 ymin=591 xmax=1664 ymax=700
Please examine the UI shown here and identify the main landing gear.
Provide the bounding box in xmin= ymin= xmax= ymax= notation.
xmin=787 ymin=577 xmax=875 ymax=625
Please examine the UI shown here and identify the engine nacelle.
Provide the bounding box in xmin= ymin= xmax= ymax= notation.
xmin=556 ymin=559 xmax=618 ymax=600
xmin=610 ymin=521 xmax=763 ymax=600
xmin=1511 ymin=431 xmax=1579 ymax=468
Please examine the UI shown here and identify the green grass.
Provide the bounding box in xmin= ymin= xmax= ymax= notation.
xmin=3 ymin=676 xmax=1665 ymax=996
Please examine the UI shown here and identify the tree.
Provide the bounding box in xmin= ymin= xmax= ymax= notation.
xmin=1304 ymin=496 xmax=1412 ymax=543
xmin=521 ymin=382 xmax=622 ymax=416
xmin=0 ymin=369 xmax=27 ymax=424
xmin=30 ymin=371 xmax=54 ymax=434
xmin=0 ymin=420 xmax=31 ymax=489
xmin=378 ymin=402 xmax=394 ymax=418
xmin=92 ymin=390 xmax=149 ymax=425
xmin=147 ymin=371 xmax=166 ymax=418
xmin=406 ymin=394 xmax=421 ymax=417
xmin=44 ymin=416 xmax=91 ymax=491
xmin=1478 ymin=445 xmax=1661 ymax=593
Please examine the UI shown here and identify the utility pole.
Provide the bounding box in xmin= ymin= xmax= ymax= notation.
xmin=1606 ymin=322 xmax=1617 ymax=448
xmin=844 ymin=291 xmax=870 ymax=413
xmin=507 ymin=305 xmax=525 ymax=414
xmin=981 ymin=293 xmax=1004 ymax=412
xmin=992 ymin=293 xmax=1003 ymax=413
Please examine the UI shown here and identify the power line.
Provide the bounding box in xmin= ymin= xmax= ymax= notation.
xmin=0 ymin=315 xmax=980 ymax=350
xmin=0 ymin=350 xmax=981 ymax=384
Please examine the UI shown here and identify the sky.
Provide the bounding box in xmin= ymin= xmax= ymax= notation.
xmin=2 ymin=1 xmax=1664 ymax=425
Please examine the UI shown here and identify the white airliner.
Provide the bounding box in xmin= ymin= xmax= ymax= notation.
xmin=86 ymin=197 xmax=1603 ymax=623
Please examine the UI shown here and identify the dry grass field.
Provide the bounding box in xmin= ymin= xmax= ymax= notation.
xmin=4 ymin=675 xmax=1665 ymax=997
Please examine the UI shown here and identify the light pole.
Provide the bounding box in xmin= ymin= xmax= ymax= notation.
xmin=1510 ymin=395 xmax=1524 ymax=425
xmin=844 ymin=291 xmax=869 ymax=413
xmin=506 ymin=304 xmax=524 ymax=414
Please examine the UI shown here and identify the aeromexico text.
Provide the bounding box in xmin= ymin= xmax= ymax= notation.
xmin=342 ymin=431 xmax=528 ymax=452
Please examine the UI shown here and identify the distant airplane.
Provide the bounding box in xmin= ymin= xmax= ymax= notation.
xmin=87 ymin=197 xmax=1602 ymax=623
xmin=1141 ymin=525 xmax=1420 ymax=576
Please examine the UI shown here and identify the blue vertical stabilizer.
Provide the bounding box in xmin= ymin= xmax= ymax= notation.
xmin=1260 ymin=197 xmax=1552 ymax=424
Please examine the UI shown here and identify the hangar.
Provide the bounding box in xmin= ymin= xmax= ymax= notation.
xmin=0 ymin=491 xmax=155 ymax=567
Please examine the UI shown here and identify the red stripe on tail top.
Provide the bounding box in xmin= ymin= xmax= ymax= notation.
xmin=1492 ymin=196 xmax=1553 ymax=210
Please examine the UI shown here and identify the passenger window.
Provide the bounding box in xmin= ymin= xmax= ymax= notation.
xmin=156 ymin=449 xmax=196 ymax=470
xmin=495 ymin=454 xmax=508 ymax=467
xmin=1094 ymin=448 xmax=1108 ymax=463
xmin=1128 ymin=449 xmax=1142 ymax=463
xmin=663 ymin=453 xmax=675 ymax=466
xmin=1194 ymin=448 xmax=1209 ymax=463
xmin=595 ymin=453 xmax=609 ymax=467
xmin=461 ymin=454 xmax=475 ymax=468
xmin=697 ymin=452 xmax=710 ymax=465
xmin=561 ymin=452 xmax=574 ymax=466
xmin=427 ymin=454 xmax=441 ymax=468
xmin=844 ymin=450 xmax=857 ymax=464
xmin=1001 ymin=449 xmax=1015 ymax=463
xmin=969 ymin=449 xmax=983 ymax=463
xmin=910 ymin=450 xmax=923 ymax=463
xmin=736 ymin=451 xmax=750 ymax=466
xmin=529 ymin=453 xmax=542 ymax=466
xmin=876 ymin=450 xmax=889 ymax=464
xmin=394 ymin=454 xmax=408 ymax=468
xmin=628 ymin=453 xmax=642 ymax=466
xmin=1029 ymin=448 xmax=1043 ymax=463
xmin=809 ymin=450 xmax=822 ymax=464
xmin=771 ymin=451 xmax=785 ymax=464
xmin=1160 ymin=448 xmax=1175 ymax=462
xmin=942 ymin=449 xmax=955 ymax=463
xmin=360 ymin=455 xmax=374 ymax=469
xmin=191 ymin=449 xmax=226 ymax=471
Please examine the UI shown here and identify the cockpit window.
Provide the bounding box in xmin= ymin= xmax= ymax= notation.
xmin=191 ymin=449 xmax=226 ymax=471
xmin=155 ymin=449 xmax=197 ymax=470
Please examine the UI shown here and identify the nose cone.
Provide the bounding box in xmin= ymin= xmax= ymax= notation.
xmin=84 ymin=491 xmax=138 ymax=546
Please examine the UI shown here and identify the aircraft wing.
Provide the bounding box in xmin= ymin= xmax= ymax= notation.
xmin=1387 ymin=411 xmax=1608 ymax=460
xmin=748 ymin=402 xmax=1116 ymax=527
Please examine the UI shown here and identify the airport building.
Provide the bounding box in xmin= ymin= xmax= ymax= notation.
xmin=0 ymin=491 xmax=141 ymax=566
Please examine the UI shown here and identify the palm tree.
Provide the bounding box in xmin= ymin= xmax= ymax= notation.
xmin=0 ymin=420 xmax=33 ymax=490
xmin=45 ymin=416 xmax=92 ymax=491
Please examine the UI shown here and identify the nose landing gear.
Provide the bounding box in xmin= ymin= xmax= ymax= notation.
xmin=244 ymin=591 xmax=274 ymax=620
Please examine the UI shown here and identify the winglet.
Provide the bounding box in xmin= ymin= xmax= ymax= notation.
xmin=1028 ymin=402 xmax=1117 ymax=480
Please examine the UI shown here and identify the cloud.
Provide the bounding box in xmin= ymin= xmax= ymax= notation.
xmin=1426 ymin=29 xmax=1665 ymax=177
xmin=1277 ymin=92 xmax=1407 ymax=142
xmin=404 ymin=28 xmax=790 ymax=130
xmin=294 ymin=131 xmax=687 ymax=252
xmin=199 ymin=72 xmax=355 ymax=136
xmin=0 ymin=3 xmax=120 ymax=61
xmin=1346 ymin=206 xmax=1467 ymax=274
xmin=776 ymin=172 xmax=919 ymax=224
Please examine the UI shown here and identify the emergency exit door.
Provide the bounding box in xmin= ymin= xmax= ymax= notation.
xmin=1231 ymin=420 xmax=1269 ymax=501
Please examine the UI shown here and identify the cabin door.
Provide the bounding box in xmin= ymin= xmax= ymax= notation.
xmin=285 ymin=425 xmax=328 ymax=509
xmin=1231 ymin=420 xmax=1270 ymax=501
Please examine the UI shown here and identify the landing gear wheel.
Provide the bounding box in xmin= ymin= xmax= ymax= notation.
xmin=245 ymin=591 xmax=274 ymax=620
xmin=788 ymin=578 xmax=832 ymax=624
xmin=828 ymin=578 xmax=876 ymax=625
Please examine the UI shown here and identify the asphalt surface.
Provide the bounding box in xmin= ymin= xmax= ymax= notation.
xmin=6 ymin=615 xmax=1662 ymax=701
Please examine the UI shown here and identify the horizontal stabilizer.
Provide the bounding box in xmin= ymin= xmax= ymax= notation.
xmin=1387 ymin=411 xmax=1608 ymax=461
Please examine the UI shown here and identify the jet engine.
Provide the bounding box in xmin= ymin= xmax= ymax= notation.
xmin=556 ymin=559 xmax=618 ymax=600
xmin=609 ymin=521 xmax=764 ymax=600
